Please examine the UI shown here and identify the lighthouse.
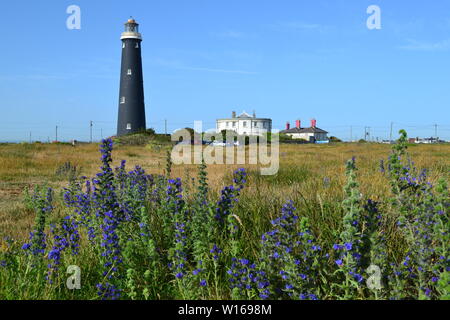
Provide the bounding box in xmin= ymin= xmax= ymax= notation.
xmin=117 ymin=18 xmax=146 ymax=136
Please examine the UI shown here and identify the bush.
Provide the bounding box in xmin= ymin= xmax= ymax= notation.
xmin=329 ymin=136 xmax=342 ymax=143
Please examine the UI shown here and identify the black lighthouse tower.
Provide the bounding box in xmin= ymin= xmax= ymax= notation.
xmin=117 ymin=18 xmax=146 ymax=136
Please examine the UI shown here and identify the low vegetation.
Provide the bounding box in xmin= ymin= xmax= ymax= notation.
xmin=0 ymin=131 xmax=448 ymax=299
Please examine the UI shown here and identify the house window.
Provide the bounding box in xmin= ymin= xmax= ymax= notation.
xmin=127 ymin=69 xmax=132 ymax=75
xmin=232 ymin=122 xmax=236 ymax=127
xmin=135 ymin=43 xmax=139 ymax=48
xmin=254 ymin=122 xmax=257 ymax=127
xmin=243 ymin=121 xmax=247 ymax=128
xmin=226 ymin=122 xmax=229 ymax=127
xmin=126 ymin=123 xmax=131 ymax=130
xmin=120 ymin=97 xmax=126 ymax=104
xmin=263 ymin=122 xmax=267 ymax=128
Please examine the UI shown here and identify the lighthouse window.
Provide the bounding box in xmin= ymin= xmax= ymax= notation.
xmin=120 ymin=97 xmax=126 ymax=104
xmin=135 ymin=43 xmax=139 ymax=48
xmin=122 ymin=43 xmax=125 ymax=49
xmin=127 ymin=69 xmax=132 ymax=75
xmin=126 ymin=123 xmax=131 ymax=130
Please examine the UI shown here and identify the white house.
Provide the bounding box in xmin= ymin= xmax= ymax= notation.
xmin=413 ymin=137 xmax=440 ymax=144
xmin=280 ymin=119 xmax=329 ymax=142
xmin=216 ymin=111 xmax=272 ymax=136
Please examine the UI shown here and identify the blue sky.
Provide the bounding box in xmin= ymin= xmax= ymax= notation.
xmin=1 ymin=0 xmax=450 ymax=142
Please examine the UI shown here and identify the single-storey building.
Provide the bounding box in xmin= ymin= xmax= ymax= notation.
xmin=280 ymin=119 xmax=328 ymax=143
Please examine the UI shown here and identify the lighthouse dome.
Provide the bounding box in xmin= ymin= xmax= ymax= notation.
xmin=121 ymin=17 xmax=142 ymax=40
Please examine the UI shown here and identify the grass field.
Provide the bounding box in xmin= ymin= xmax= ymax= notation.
xmin=1 ymin=141 xmax=448 ymax=240
xmin=0 ymin=138 xmax=448 ymax=299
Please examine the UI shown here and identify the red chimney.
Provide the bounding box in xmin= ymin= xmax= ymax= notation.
xmin=311 ymin=119 xmax=317 ymax=128
xmin=286 ymin=122 xmax=290 ymax=130
xmin=295 ymin=120 xmax=301 ymax=129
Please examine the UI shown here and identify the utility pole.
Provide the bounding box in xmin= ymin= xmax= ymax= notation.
xmin=390 ymin=122 xmax=393 ymax=142
xmin=90 ymin=120 xmax=93 ymax=143
xmin=29 ymin=132 xmax=31 ymax=144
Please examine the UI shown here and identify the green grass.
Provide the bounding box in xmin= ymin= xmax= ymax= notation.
xmin=0 ymin=138 xmax=448 ymax=300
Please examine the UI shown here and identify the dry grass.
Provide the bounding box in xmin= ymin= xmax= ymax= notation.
xmin=0 ymin=142 xmax=449 ymax=241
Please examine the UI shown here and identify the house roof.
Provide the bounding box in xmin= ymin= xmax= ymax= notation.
xmin=237 ymin=111 xmax=252 ymax=118
xmin=280 ymin=127 xmax=328 ymax=134
xmin=217 ymin=117 xmax=272 ymax=121
xmin=217 ymin=111 xmax=271 ymax=121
